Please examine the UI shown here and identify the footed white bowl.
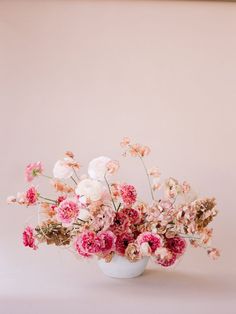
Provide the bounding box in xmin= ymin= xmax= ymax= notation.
xmin=98 ymin=255 xmax=149 ymax=278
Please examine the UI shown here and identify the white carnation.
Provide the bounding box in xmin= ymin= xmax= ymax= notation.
xmin=53 ymin=160 xmax=73 ymax=179
xmin=88 ymin=156 xmax=111 ymax=181
xmin=75 ymin=179 xmax=103 ymax=201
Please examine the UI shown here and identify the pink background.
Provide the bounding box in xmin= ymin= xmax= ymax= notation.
xmin=0 ymin=1 xmax=236 ymax=313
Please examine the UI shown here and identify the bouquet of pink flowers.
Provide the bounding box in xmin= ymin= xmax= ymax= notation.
xmin=7 ymin=138 xmax=220 ymax=268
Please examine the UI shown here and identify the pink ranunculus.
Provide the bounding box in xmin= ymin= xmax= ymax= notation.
xmin=120 ymin=184 xmax=137 ymax=206
xmin=115 ymin=233 xmax=134 ymax=255
xmin=23 ymin=226 xmax=37 ymax=250
xmin=75 ymin=231 xmax=101 ymax=257
xmin=137 ymin=232 xmax=162 ymax=253
xmin=25 ymin=186 xmax=38 ymax=205
xmin=166 ymin=237 xmax=186 ymax=255
xmin=25 ymin=162 xmax=43 ymax=182
xmin=97 ymin=231 xmax=116 ymax=254
xmin=56 ymin=199 xmax=79 ymax=225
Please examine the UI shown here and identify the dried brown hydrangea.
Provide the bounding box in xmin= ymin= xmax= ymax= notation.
xmin=125 ymin=243 xmax=141 ymax=262
xmin=35 ymin=220 xmax=72 ymax=246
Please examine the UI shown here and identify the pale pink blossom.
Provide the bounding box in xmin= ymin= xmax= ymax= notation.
xmin=6 ymin=196 xmax=17 ymax=204
xmin=106 ymin=160 xmax=119 ymax=175
xmin=138 ymin=145 xmax=151 ymax=157
xmin=120 ymin=137 xmax=130 ymax=147
xmin=53 ymin=160 xmax=73 ymax=179
xmin=207 ymin=248 xmax=220 ymax=260
xmin=23 ymin=226 xmax=37 ymax=250
xmin=148 ymin=167 xmax=161 ymax=178
xmin=75 ymin=231 xmax=101 ymax=257
xmin=140 ymin=242 xmax=152 ymax=256
xmin=56 ymin=199 xmax=79 ymax=225
xmin=75 ymin=179 xmax=103 ymax=202
xmin=25 ymin=162 xmax=43 ymax=182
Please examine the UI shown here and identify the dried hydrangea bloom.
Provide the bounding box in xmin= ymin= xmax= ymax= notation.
xmin=191 ymin=198 xmax=217 ymax=232
xmin=164 ymin=177 xmax=182 ymax=199
xmin=125 ymin=243 xmax=141 ymax=262
xmin=120 ymin=137 xmax=131 ymax=148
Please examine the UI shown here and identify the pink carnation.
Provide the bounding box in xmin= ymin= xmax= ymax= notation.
xmin=137 ymin=232 xmax=162 ymax=253
xmin=110 ymin=211 xmax=130 ymax=235
xmin=23 ymin=226 xmax=37 ymax=250
xmin=156 ymin=250 xmax=177 ymax=267
xmin=166 ymin=237 xmax=186 ymax=255
xmin=25 ymin=162 xmax=43 ymax=182
xmin=120 ymin=184 xmax=137 ymax=206
xmin=25 ymin=186 xmax=38 ymax=205
xmin=75 ymin=231 xmax=101 ymax=257
xmin=56 ymin=199 xmax=79 ymax=225
xmin=115 ymin=233 xmax=134 ymax=255
xmin=119 ymin=207 xmax=140 ymax=224
xmin=97 ymin=231 xmax=116 ymax=254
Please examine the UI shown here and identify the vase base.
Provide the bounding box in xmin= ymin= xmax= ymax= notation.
xmin=98 ymin=255 xmax=149 ymax=279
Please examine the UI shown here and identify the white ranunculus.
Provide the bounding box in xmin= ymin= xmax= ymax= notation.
xmin=88 ymin=156 xmax=111 ymax=181
xmin=78 ymin=208 xmax=90 ymax=221
xmin=75 ymin=179 xmax=103 ymax=201
xmin=53 ymin=160 xmax=73 ymax=179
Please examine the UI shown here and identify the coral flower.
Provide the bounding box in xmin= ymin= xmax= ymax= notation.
xmin=119 ymin=207 xmax=140 ymax=224
xmin=115 ymin=233 xmax=134 ymax=255
xmin=25 ymin=186 xmax=38 ymax=205
xmin=56 ymin=199 xmax=79 ymax=225
xmin=166 ymin=237 xmax=186 ymax=255
xmin=25 ymin=162 xmax=43 ymax=182
xmin=156 ymin=250 xmax=177 ymax=267
xmin=23 ymin=226 xmax=37 ymax=250
xmin=137 ymin=232 xmax=162 ymax=253
xmin=75 ymin=231 xmax=101 ymax=257
xmin=120 ymin=184 xmax=137 ymax=206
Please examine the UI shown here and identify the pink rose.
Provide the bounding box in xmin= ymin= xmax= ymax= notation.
xmin=115 ymin=233 xmax=134 ymax=255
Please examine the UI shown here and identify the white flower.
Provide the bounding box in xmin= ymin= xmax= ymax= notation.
xmin=53 ymin=160 xmax=73 ymax=179
xmin=88 ymin=156 xmax=111 ymax=181
xmin=75 ymin=179 xmax=103 ymax=201
xmin=78 ymin=208 xmax=90 ymax=221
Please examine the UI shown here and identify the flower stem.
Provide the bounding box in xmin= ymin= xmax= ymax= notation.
xmin=72 ymin=167 xmax=80 ymax=181
xmin=41 ymin=174 xmax=53 ymax=180
xmin=71 ymin=176 xmax=77 ymax=185
xmin=39 ymin=195 xmax=57 ymax=203
xmin=138 ymin=155 xmax=155 ymax=202
xmin=104 ymin=173 xmax=117 ymax=211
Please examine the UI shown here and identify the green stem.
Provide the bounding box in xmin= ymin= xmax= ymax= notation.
xmin=41 ymin=174 xmax=53 ymax=180
xmin=39 ymin=195 xmax=57 ymax=203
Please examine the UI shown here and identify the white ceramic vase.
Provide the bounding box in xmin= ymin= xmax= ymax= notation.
xmin=98 ymin=255 xmax=149 ymax=278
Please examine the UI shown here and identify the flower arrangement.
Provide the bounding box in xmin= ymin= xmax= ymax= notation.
xmin=7 ymin=138 xmax=220 ymax=271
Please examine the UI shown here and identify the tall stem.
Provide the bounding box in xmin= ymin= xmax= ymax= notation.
xmin=104 ymin=173 xmax=117 ymax=211
xmin=138 ymin=155 xmax=155 ymax=201
xmin=39 ymin=195 xmax=57 ymax=203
